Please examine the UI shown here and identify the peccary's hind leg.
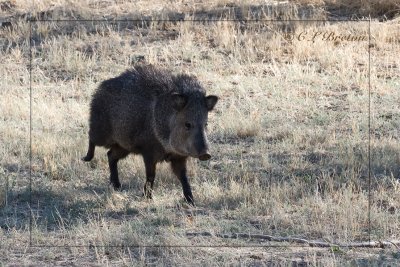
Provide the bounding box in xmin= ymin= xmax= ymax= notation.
xmin=107 ymin=145 xmax=129 ymax=190
xmin=171 ymin=157 xmax=194 ymax=206
xmin=82 ymin=141 xmax=95 ymax=161
xmin=143 ymin=155 xmax=156 ymax=199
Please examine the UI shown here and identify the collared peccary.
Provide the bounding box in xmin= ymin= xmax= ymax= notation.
xmin=82 ymin=64 xmax=218 ymax=205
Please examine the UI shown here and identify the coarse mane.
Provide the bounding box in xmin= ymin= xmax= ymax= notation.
xmin=120 ymin=64 xmax=205 ymax=96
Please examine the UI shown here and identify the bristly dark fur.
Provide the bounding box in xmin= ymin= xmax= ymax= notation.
xmin=82 ymin=64 xmax=218 ymax=206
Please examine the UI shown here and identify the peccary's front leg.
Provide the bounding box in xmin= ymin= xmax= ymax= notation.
xmin=143 ymin=155 xmax=157 ymax=199
xmin=171 ymin=157 xmax=194 ymax=206
xmin=107 ymin=145 xmax=129 ymax=190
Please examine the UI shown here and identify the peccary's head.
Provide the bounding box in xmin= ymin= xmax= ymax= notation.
xmin=155 ymin=75 xmax=218 ymax=160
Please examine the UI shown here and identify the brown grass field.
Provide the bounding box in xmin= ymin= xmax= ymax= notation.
xmin=1 ymin=0 xmax=400 ymax=265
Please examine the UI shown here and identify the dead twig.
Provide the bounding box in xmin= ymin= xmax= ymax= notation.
xmin=186 ymin=232 xmax=400 ymax=249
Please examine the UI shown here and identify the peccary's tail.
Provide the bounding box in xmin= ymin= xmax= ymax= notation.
xmin=82 ymin=141 xmax=95 ymax=161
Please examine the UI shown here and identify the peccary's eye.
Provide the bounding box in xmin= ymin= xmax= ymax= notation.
xmin=184 ymin=122 xmax=192 ymax=130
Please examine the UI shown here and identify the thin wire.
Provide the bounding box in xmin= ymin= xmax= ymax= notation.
xmin=28 ymin=244 xmax=344 ymax=248
xmin=28 ymin=19 xmax=370 ymax=22
xmin=29 ymin=19 xmax=33 ymax=246
xmin=368 ymin=18 xmax=372 ymax=244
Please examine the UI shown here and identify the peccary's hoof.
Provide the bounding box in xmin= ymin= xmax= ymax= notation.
xmin=185 ymin=198 xmax=195 ymax=207
xmin=110 ymin=182 xmax=121 ymax=191
xmin=81 ymin=156 xmax=92 ymax=162
xmin=142 ymin=192 xmax=151 ymax=199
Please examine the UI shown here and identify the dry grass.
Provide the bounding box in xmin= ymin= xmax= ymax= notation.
xmin=1 ymin=0 xmax=400 ymax=265
xmin=295 ymin=0 xmax=400 ymax=18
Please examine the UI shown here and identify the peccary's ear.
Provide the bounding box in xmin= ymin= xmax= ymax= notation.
xmin=205 ymin=95 xmax=218 ymax=111
xmin=172 ymin=93 xmax=187 ymax=111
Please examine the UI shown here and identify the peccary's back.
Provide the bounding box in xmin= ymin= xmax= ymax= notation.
xmin=89 ymin=65 xmax=174 ymax=151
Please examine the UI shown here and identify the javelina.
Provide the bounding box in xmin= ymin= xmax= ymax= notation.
xmin=82 ymin=64 xmax=218 ymax=205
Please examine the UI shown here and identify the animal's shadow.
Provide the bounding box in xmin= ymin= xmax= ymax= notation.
xmin=0 ymin=177 xmax=142 ymax=232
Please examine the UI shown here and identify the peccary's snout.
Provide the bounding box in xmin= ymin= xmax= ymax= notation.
xmin=199 ymin=152 xmax=211 ymax=161
xmin=193 ymin=140 xmax=211 ymax=161
xmin=195 ymin=130 xmax=211 ymax=161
